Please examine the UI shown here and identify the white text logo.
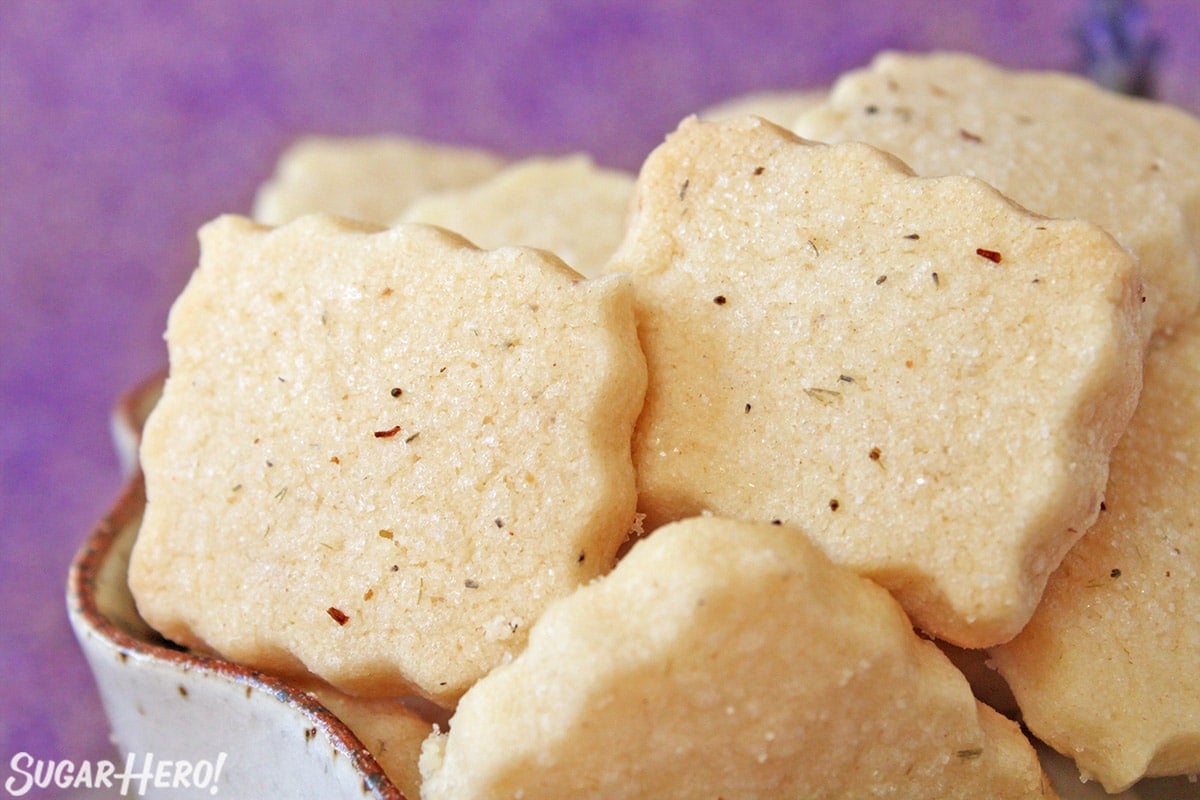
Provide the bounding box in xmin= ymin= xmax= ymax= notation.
xmin=4 ymin=751 xmax=227 ymax=796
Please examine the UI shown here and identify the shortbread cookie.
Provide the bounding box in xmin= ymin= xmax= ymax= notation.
xmin=990 ymin=315 xmax=1200 ymax=792
xmin=253 ymin=135 xmax=506 ymax=225
xmin=701 ymin=87 xmax=827 ymax=125
xmin=400 ymin=155 xmax=634 ymax=278
xmin=607 ymin=116 xmax=1144 ymax=647
xmin=130 ymin=214 xmax=646 ymax=706
xmin=302 ymin=682 xmax=437 ymax=800
xmin=419 ymin=517 xmax=1056 ymax=800
xmin=793 ymin=51 xmax=1200 ymax=335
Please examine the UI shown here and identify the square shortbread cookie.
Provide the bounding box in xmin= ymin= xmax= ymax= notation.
xmin=129 ymin=214 xmax=646 ymax=707
xmin=608 ymin=115 xmax=1144 ymax=648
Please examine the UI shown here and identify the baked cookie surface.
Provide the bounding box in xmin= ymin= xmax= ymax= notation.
xmin=130 ymin=214 xmax=646 ymax=706
xmin=253 ymin=135 xmax=506 ymax=226
xmin=419 ymin=516 xmax=1055 ymax=800
xmin=792 ymin=51 xmax=1200 ymax=335
xmin=608 ymin=116 xmax=1144 ymax=647
xmin=400 ymin=154 xmax=634 ymax=278
xmin=990 ymin=315 xmax=1200 ymax=793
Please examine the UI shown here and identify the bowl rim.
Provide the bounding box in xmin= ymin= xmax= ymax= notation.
xmin=67 ymin=465 xmax=407 ymax=800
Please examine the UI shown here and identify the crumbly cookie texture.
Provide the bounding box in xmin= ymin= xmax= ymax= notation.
xmin=793 ymin=50 xmax=1200 ymax=336
xmin=608 ymin=115 xmax=1144 ymax=648
xmin=400 ymin=154 xmax=634 ymax=279
xmin=990 ymin=315 xmax=1200 ymax=793
xmin=130 ymin=214 xmax=646 ymax=706
xmin=419 ymin=517 xmax=1057 ymax=800
xmin=253 ymin=135 xmax=506 ymax=226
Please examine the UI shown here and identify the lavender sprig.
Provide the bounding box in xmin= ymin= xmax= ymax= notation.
xmin=1076 ymin=0 xmax=1162 ymax=98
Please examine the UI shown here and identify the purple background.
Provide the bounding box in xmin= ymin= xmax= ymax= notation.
xmin=3 ymin=0 xmax=1197 ymax=774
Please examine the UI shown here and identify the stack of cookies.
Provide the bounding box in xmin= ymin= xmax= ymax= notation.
xmin=129 ymin=52 xmax=1200 ymax=799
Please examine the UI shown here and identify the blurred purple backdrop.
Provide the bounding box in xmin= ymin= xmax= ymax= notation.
xmin=2 ymin=0 xmax=1197 ymax=772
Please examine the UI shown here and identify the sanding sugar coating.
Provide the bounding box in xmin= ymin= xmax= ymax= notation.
xmin=609 ymin=116 xmax=1145 ymax=648
xmin=129 ymin=214 xmax=647 ymax=706
xmin=990 ymin=314 xmax=1200 ymax=792
xmin=419 ymin=517 xmax=1054 ymax=799
xmin=792 ymin=50 xmax=1200 ymax=336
